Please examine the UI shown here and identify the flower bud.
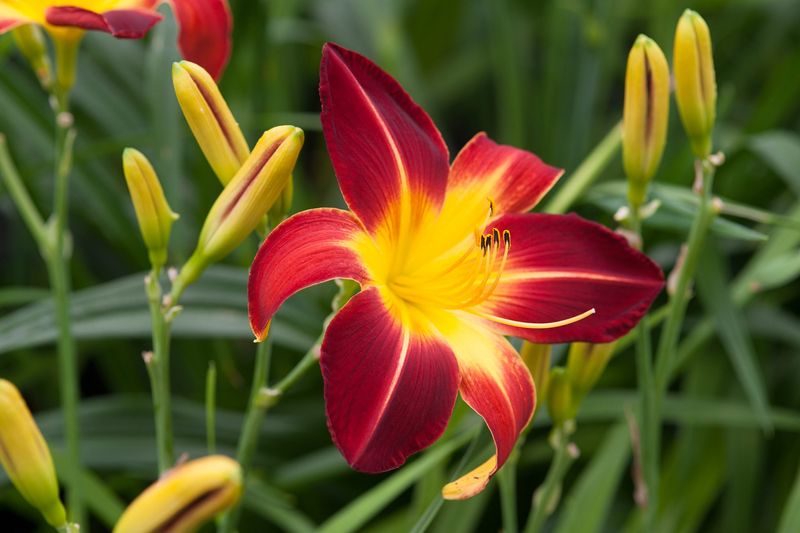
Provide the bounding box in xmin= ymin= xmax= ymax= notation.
xmin=0 ymin=379 xmax=68 ymax=529
xmin=172 ymin=126 xmax=303 ymax=298
xmin=12 ymin=25 xmax=53 ymax=89
xmin=674 ymin=9 xmax=717 ymax=158
xmin=173 ymin=60 xmax=250 ymax=186
xmin=122 ymin=148 xmax=179 ymax=269
xmin=566 ymin=342 xmax=616 ymax=399
xmin=520 ymin=342 xmax=551 ymax=402
xmin=622 ymin=34 xmax=669 ymax=209
xmin=546 ymin=367 xmax=576 ymax=426
xmin=114 ymin=455 xmax=242 ymax=533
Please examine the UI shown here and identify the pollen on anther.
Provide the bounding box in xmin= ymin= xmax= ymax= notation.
xmin=492 ymin=228 xmax=500 ymax=246
xmin=503 ymin=230 xmax=511 ymax=246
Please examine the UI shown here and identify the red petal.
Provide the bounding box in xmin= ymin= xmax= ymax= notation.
xmin=449 ymin=133 xmax=563 ymax=214
xmin=320 ymin=43 xmax=449 ymax=233
xmin=436 ymin=313 xmax=534 ymax=499
xmin=248 ymin=208 xmax=368 ymax=341
xmin=170 ymin=0 xmax=232 ymax=80
xmin=478 ymin=213 xmax=664 ymax=343
xmin=321 ymin=287 xmax=460 ymax=472
xmin=45 ymin=7 xmax=162 ymax=38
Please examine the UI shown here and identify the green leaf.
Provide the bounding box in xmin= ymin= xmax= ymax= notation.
xmin=554 ymin=421 xmax=630 ymax=533
xmin=777 ymin=464 xmax=800 ymax=533
xmin=585 ymin=184 xmax=768 ymax=242
xmin=749 ymin=131 xmax=800 ymax=196
xmin=244 ymin=478 xmax=317 ymax=533
xmin=53 ymin=453 xmax=126 ymax=528
xmin=696 ymin=241 xmax=773 ymax=433
xmin=0 ymin=266 xmax=321 ymax=355
xmin=317 ymin=426 xmax=480 ymax=533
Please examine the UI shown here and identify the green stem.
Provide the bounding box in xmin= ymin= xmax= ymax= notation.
xmin=654 ymin=161 xmax=717 ymax=394
xmin=220 ymin=331 xmax=324 ymax=533
xmin=0 ymin=136 xmax=48 ymax=246
xmin=46 ymin=95 xmax=84 ymax=527
xmin=523 ymin=424 xmax=578 ymax=533
xmin=498 ymin=460 xmax=519 ymax=533
xmin=543 ymin=121 xmax=622 ymax=215
xmin=145 ymin=270 xmax=174 ymax=473
xmin=627 ymin=207 xmax=658 ymax=528
xmin=206 ymin=361 xmax=217 ymax=454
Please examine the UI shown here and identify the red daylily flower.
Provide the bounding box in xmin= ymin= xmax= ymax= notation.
xmin=0 ymin=0 xmax=231 ymax=79
xmin=248 ymin=43 xmax=664 ymax=499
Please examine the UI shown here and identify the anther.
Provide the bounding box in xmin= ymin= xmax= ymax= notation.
xmin=503 ymin=230 xmax=511 ymax=247
xmin=492 ymin=228 xmax=500 ymax=246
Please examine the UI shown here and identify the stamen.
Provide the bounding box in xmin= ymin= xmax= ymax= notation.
xmin=470 ymin=307 xmax=596 ymax=329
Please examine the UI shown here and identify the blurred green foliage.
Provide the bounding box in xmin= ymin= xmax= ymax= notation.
xmin=1 ymin=0 xmax=799 ymax=531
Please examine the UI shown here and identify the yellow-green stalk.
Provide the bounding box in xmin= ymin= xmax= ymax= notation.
xmin=566 ymin=342 xmax=616 ymax=399
xmin=0 ymin=379 xmax=69 ymax=530
xmin=12 ymin=24 xmax=53 ymax=89
xmin=622 ymin=34 xmax=670 ymax=209
xmin=547 ymin=368 xmax=576 ymax=425
xmin=673 ymin=10 xmax=717 ymax=158
xmin=520 ymin=342 xmax=552 ymax=403
xmin=172 ymin=61 xmax=250 ymax=186
xmin=122 ymin=149 xmax=179 ymax=270
xmin=114 ymin=455 xmax=242 ymax=533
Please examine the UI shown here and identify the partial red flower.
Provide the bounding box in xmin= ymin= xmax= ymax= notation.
xmin=248 ymin=43 xmax=664 ymax=499
xmin=0 ymin=0 xmax=231 ymax=79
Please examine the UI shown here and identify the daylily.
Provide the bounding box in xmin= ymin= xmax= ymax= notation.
xmin=0 ymin=0 xmax=232 ymax=79
xmin=248 ymin=43 xmax=664 ymax=499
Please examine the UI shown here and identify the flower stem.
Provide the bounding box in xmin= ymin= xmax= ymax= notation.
xmin=220 ymin=330 xmax=324 ymax=533
xmin=46 ymin=97 xmax=84 ymax=526
xmin=0 ymin=136 xmax=47 ymax=245
xmin=654 ymin=160 xmax=718 ymax=392
xmin=543 ymin=121 xmax=622 ymax=215
xmin=627 ymin=200 xmax=659 ymax=528
xmin=523 ymin=423 xmax=578 ymax=533
xmin=145 ymin=270 xmax=175 ymax=474
xmin=498 ymin=458 xmax=519 ymax=533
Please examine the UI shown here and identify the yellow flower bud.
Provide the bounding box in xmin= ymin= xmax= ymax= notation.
xmin=12 ymin=24 xmax=53 ymax=89
xmin=172 ymin=126 xmax=303 ymax=297
xmin=0 ymin=379 xmax=68 ymax=529
xmin=114 ymin=455 xmax=242 ymax=533
xmin=520 ymin=342 xmax=551 ymax=402
xmin=122 ymin=148 xmax=179 ymax=269
xmin=173 ymin=61 xmax=250 ymax=186
xmin=622 ymin=34 xmax=670 ymax=209
xmin=546 ymin=368 xmax=576 ymax=426
xmin=674 ymin=9 xmax=717 ymax=158
xmin=566 ymin=342 xmax=616 ymax=399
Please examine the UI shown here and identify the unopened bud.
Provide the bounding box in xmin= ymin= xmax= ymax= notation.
xmin=12 ymin=25 xmax=53 ymax=89
xmin=172 ymin=126 xmax=303 ymax=298
xmin=122 ymin=148 xmax=179 ymax=269
xmin=0 ymin=379 xmax=68 ymax=529
xmin=566 ymin=342 xmax=616 ymax=399
xmin=546 ymin=368 xmax=576 ymax=426
xmin=173 ymin=61 xmax=250 ymax=186
xmin=114 ymin=455 xmax=242 ymax=533
xmin=520 ymin=342 xmax=551 ymax=402
xmin=674 ymin=10 xmax=717 ymax=158
xmin=622 ymin=34 xmax=669 ymax=209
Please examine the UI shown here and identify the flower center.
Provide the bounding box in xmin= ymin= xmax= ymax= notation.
xmin=389 ymin=227 xmax=511 ymax=310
